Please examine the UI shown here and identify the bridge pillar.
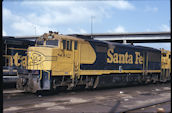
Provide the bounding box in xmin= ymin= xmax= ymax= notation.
xmin=123 ymin=40 xmax=127 ymax=44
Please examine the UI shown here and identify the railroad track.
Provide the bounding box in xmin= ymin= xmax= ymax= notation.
xmin=3 ymin=83 xmax=171 ymax=113
xmin=3 ymin=82 xmax=171 ymax=95
xmin=109 ymin=98 xmax=171 ymax=113
xmin=123 ymin=100 xmax=171 ymax=113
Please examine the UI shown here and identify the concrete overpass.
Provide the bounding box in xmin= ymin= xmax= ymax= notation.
xmin=70 ymin=32 xmax=171 ymax=43
xmin=6 ymin=31 xmax=171 ymax=43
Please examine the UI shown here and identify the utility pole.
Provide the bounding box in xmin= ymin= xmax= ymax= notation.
xmin=32 ymin=24 xmax=36 ymax=35
xmin=34 ymin=26 xmax=36 ymax=36
xmin=91 ymin=16 xmax=95 ymax=38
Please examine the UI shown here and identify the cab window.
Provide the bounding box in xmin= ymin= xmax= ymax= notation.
xmin=37 ymin=40 xmax=58 ymax=46
xmin=63 ymin=40 xmax=72 ymax=51
xmin=74 ymin=41 xmax=78 ymax=50
xmin=46 ymin=40 xmax=58 ymax=46
xmin=70 ymin=41 xmax=72 ymax=50
xmin=67 ymin=41 xmax=70 ymax=50
xmin=63 ymin=40 xmax=66 ymax=49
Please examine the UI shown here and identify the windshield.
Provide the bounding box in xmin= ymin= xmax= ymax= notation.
xmin=46 ymin=40 xmax=58 ymax=46
xmin=37 ymin=40 xmax=59 ymax=46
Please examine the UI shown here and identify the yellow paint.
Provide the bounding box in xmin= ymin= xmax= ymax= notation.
xmin=8 ymin=48 xmax=27 ymax=50
xmin=28 ymin=33 xmax=83 ymax=79
xmin=107 ymin=49 xmax=143 ymax=64
xmin=43 ymin=70 xmax=51 ymax=80
xmin=40 ymin=70 xmax=42 ymax=80
xmin=51 ymin=69 xmax=161 ymax=76
xmin=79 ymin=70 xmax=161 ymax=75
xmin=80 ymin=42 xmax=96 ymax=64
xmin=13 ymin=53 xmax=21 ymax=66
xmin=107 ymin=49 xmax=113 ymax=63
xmin=3 ymin=69 xmax=17 ymax=72
xmin=27 ymin=47 xmax=58 ymax=70
xmin=161 ymin=49 xmax=171 ymax=70
xmin=161 ymin=49 xmax=171 ymax=79
xmin=20 ymin=56 xmax=27 ymax=67
xmin=3 ymin=53 xmax=27 ymax=67
xmin=135 ymin=52 xmax=143 ymax=64
xmin=3 ymin=55 xmax=13 ymax=66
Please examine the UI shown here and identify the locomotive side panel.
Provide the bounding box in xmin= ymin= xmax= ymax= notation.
xmin=80 ymin=41 xmax=161 ymax=74
xmin=147 ymin=51 xmax=161 ymax=70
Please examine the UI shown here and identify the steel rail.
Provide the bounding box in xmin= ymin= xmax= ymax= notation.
xmin=118 ymin=98 xmax=171 ymax=113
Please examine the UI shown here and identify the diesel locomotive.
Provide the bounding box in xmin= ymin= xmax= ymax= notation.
xmin=16 ymin=32 xmax=171 ymax=93
xmin=3 ymin=36 xmax=35 ymax=83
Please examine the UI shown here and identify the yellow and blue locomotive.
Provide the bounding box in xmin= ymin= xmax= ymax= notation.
xmin=16 ymin=32 xmax=171 ymax=92
xmin=161 ymin=48 xmax=171 ymax=82
xmin=3 ymin=36 xmax=35 ymax=83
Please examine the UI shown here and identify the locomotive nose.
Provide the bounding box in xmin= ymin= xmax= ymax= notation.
xmin=28 ymin=51 xmax=45 ymax=66
xmin=27 ymin=46 xmax=57 ymax=71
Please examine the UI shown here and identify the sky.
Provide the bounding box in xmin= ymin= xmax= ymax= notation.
xmin=2 ymin=0 xmax=171 ymax=50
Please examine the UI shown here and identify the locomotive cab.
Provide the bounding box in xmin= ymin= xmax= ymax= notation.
xmin=17 ymin=32 xmax=84 ymax=92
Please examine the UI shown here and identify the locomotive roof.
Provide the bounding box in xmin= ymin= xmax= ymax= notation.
xmin=37 ymin=32 xmax=161 ymax=52
xmin=90 ymin=39 xmax=161 ymax=52
xmin=3 ymin=36 xmax=35 ymax=46
xmin=37 ymin=33 xmax=84 ymax=42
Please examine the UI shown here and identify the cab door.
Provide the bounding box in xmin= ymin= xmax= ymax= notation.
xmin=60 ymin=40 xmax=80 ymax=79
xmin=57 ymin=40 xmax=73 ymax=76
xmin=72 ymin=40 xmax=80 ymax=79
